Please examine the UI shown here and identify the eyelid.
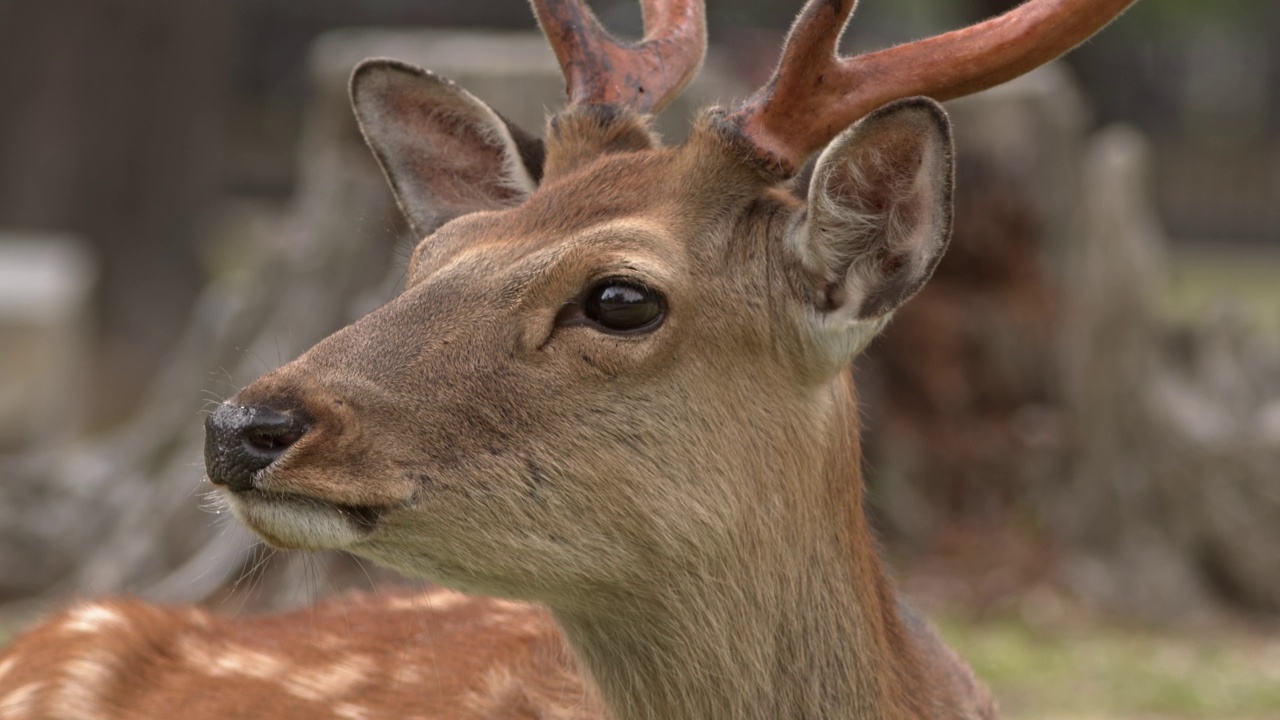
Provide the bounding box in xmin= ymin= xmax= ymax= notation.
xmin=578 ymin=274 xmax=659 ymax=300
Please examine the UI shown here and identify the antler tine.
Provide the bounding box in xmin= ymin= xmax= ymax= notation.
xmin=729 ymin=0 xmax=1137 ymax=176
xmin=530 ymin=0 xmax=707 ymax=115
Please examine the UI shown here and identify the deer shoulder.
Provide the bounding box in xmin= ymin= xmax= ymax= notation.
xmin=0 ymin=589 xmax=597 ymax=720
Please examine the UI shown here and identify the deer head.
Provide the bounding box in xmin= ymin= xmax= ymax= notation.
xmin=203 ymin=1 xmax=1133 ymax=717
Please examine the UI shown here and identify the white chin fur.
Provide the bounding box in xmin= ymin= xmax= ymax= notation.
xmin=224 ymin=492 xmax=366 ymax=551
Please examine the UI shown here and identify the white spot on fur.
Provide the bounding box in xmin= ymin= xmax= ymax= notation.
xmin=283 ymin=655 xmax=374 ymax=702
xmin=392 ymin=663 xmax=424 ymax=686
xmin=485 ymin=598 xmax=530 ymax=613
xmin=334 ymin=702 xmax=371 ymax=720
xmin=185 ymin=608 xmax=212 ymax=628
xmin=383 ymin=589 xmax=470 ymax=612
xmin=0 ymin=682 xmax=42 ymax=718
xmin=210 ymin=648 xmax=286 ymax=678
xmin=62 ymin=605 xmax=127 ymax=634
xmin=0 ymin=658 xmax=15 ymax=685
xmin=178 ymin=636 xmax=215 ymax=668
xmin=51 ymin=653 xmax=116 ymax=720
xmin=316 ymin=633 xmax=348 ymax=651
xmin=477 ymin=599 xmax=542 ymax=631
xmin=426 ymin=589 xmax=475 ymax=609
xmin=180 ymin=638 xmax=286 ymax=681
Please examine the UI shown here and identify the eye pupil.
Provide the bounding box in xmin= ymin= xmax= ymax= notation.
xmin=584 ymin=281 xmax=664 ymax=333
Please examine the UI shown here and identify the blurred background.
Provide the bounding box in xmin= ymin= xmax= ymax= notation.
xmin=1 ymin=1 xmax=1278 ymax=717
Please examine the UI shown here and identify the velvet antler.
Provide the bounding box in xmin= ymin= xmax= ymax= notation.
xmin=530 ymin=0 xmax=707 ymax=114
xmin=729 ymin=0 xmax=1136 ymax=175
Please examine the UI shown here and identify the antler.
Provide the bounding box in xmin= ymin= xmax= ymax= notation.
xmin=530 ymin=0 xmax=707 ymax=115
xmin=728 ymin=0 xmax=1137 ymax=176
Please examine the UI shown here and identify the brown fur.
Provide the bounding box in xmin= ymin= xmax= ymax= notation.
xmin=0 ymin=589 xmax=600 ymax=719
xmin=202 ymin=102 xmax=991 ymax=719
xmin=0 ymin=107 xmax=995 ymax=720
xmin=0 ymin=3 xmax=1030 ymax=717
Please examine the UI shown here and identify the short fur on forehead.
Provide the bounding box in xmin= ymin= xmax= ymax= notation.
xmin=541 ymin=105 xmax=663 ymax=183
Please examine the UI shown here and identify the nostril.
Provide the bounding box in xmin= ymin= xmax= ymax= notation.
xmin=243 ymin=426 xmax=304 ymax=454
xmin=205 ymin=404 xmax=309 ymax=491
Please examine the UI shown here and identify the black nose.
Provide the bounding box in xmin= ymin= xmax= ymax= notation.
xmin=205 ymin=404 xmax=307 ymax=491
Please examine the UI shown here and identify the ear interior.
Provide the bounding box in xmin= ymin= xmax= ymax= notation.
xmin=350 ymin=59 xmax=544 ymax=237
xmin=800 ymin=97 xmax=954 ymax=325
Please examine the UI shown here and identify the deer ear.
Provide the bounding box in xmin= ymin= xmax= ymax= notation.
xmin=350 ymin=59 xmax=545 ymax=237
xmin=792 ymin=97 xmax=953 ymax=359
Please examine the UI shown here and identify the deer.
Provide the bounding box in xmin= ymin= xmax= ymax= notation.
xmin=0 ymin=0 xmax=1135 ymax=718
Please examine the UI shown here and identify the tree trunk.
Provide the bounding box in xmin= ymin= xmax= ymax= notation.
xmin=0 ymin=0 xmax=239 ymax=425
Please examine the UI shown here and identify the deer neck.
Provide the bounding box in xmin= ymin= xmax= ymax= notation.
xmin=552 ymin=371 xmax=927 ymax=720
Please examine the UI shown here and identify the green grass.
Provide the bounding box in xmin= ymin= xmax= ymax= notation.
xmin=937 ymin=614 xmax=1280 ymax=720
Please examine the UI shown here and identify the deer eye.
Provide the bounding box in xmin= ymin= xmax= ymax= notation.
xmin=582 ymin=280 xmax=665 ymax=334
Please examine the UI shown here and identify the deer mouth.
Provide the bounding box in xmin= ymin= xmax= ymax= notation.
xmin=224 ymin=488 xmax=388 ymax=550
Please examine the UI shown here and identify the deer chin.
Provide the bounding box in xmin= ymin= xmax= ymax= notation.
xmin=222 ymin=487 xmax=385 ymax=551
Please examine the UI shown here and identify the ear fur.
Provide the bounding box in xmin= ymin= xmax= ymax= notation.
xmin=350 ymin=59 xmax=545 ymax=237
xmin=792 ymin=97 xmax=954 ymax=359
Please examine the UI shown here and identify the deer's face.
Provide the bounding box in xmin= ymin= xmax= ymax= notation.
xmin=206 ymin=64 xmax=953 ymax=606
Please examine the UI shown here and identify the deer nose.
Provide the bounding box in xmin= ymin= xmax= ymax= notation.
xmin=204 ymin=404 xmax=307 ymax=491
